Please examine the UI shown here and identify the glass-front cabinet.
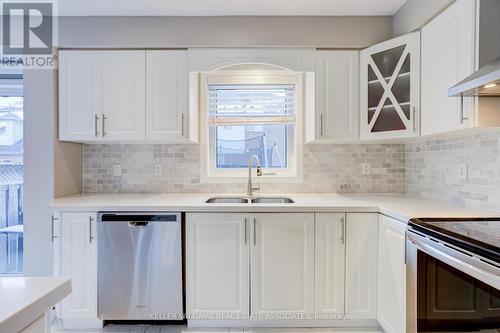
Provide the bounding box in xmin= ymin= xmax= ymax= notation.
xmin=360 ymin=31 xmax=420 ymax=140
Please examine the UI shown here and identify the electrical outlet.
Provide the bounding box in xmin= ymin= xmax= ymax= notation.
xmin=154 ymin=164 xmax=163 ymax=177
xmin=361 ymin=163 xmax=371 ymax=175
xmin=457 ymin=163 xmax=468 ymax=180
xmin=113 ymin=164 xmax=122 ymax=177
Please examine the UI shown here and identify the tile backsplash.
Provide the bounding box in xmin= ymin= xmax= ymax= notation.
xmin=405 ymin=130 xmax=500 ymax=211
xmin=83 ymin=143 xmax=405 ymax=194
xmin=83 ymin=130 xmax=500 ymax=211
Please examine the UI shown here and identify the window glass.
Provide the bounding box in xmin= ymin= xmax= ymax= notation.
xmin=208 ymin=83 xmax=296 ymax=171
xmin=0 ymin=84 xmax=23 ymax=275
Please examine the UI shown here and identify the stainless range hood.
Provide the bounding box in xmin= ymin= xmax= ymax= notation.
xmin=448 ymin=56 xmax=500 ymax=97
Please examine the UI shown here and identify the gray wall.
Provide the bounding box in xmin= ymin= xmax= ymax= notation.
xmin=58 ymin=16 xmax=392 ymax=49
xmin=392 ymin=0 xmax=454 ymax=36
xmin=23 ymin=70 xmax=56 ymax=276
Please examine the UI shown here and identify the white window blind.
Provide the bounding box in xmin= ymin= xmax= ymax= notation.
xmin=208 ymin=84 xmax=296 ymax=125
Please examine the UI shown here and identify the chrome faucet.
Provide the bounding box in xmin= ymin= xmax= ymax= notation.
xmin=247 ymin=155 xmax=263 ymax=197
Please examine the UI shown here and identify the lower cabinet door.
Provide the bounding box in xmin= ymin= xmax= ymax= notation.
xmin=345 ymin=213 xmax=378 ymax=319
xmin=186 ymin=213 xmax=250 ymax=316
xmin=60 ymin=212 xmax=98 ymax=323
xmin=251 ymin=213 xmax=315 ymax=316
xmin=315 ymin=213 xmax=346 ymax=315
xmin=377 ymin=214 xmax=407 ymax=333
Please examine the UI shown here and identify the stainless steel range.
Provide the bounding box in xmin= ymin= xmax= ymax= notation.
xmin=406 ymin=218 xmax=500 ymax=332
xmin=97 ymin=212 xmax=183 ymax=321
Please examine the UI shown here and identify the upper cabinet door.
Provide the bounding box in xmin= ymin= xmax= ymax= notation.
xmin=360 ymin=31 xmax=420 ymax=140
xmin=102 ymin=51 xmax=146 ymax=141
xmin=186 ymin=213 xmax=250 ymax=316
xmin=146 ymin=50 xmax=188 ymax=141
xmin=59 ymin=50 xmax=102 ymax=141
xmin=316 ymin=50 xmax=359 ymax=142
xmin=421 ymin=0 xmax=476 ymax=136
xmin=251 ymin=213 xmax=314 ymax=316
xmin=377 ymin=215 xmax=407 ymax=333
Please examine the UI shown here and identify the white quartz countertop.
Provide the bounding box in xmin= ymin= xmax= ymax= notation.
xmin=51 ymin=193 xmax=500 ymax=222
xmin=0 ymin=277 xmax=71 ymax=333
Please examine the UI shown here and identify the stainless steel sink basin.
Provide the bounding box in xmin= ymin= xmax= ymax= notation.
xmin=205 ymin=196 xmax=295 ymax=204
xmin=205 ymin=197 xmax=249 ymax=204
xmin=250 ymin=197 xmax=295 ymax=204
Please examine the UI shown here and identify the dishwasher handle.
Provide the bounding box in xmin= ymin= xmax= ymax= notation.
xmin=98 ymin=212 xmax=182 ymax=223
xmin=128 ymin=221 xmax=150 ymax=228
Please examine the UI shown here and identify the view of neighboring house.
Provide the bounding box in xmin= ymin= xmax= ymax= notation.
xmin=0 ymin=97 xmax=24 ymax=273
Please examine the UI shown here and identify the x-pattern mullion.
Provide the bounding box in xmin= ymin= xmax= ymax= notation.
xmin=367 ymin=46 xmax=411 ymax=132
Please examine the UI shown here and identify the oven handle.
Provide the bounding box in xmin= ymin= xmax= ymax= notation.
xmin=407 ymin=230 xmax=500 ymax=290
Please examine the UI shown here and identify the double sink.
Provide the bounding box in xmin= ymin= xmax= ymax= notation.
xmin=206 ymin=197 xmax=295 ymax=204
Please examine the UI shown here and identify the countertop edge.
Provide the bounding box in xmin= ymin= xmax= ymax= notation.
xmin=0 ymin=278 xmax=71 ymax=333
xmin=50 ymin=194 xmax=500 ymax=223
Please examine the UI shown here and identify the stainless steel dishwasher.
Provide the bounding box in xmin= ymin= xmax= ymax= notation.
xmin=97 ymin=212 xmax=183 ymax=320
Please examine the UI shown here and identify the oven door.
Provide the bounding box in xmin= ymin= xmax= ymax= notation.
xmin=406 ymin=229 xmax=500 ymax=332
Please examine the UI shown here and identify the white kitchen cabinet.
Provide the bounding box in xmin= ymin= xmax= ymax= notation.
xmin=421 ymin=0 xmax=476 ymax=136
xmin=360 ymin=31 xmax=420 ymax=140
xmin=59 ymin=50 xmax=146 ymax=142
xmin=52 ymin=213 xmax=62 ymax=318
xmin=102 ymin=51 xmax=146 ymax=141
xmin=188 ymin=48 xmax=317 ymax=72
xmin=315 ymin=50 xmax=359 ymax=142
xmin=345 ymin=213 xmax=378 ymax=319
xmin=315 ymin=213 xmax=345 ymax=314
xmin=60 ymin=212 xmax=100 ymax=329
xmin=59 ymin=49 xmax=194 ymax=143
xmin=251 ymin=213 xmax=314 ymax=315
xmin=377 ymin=215 xmax=407 ymax=333
xmin=146 ymin=50 xmax=188 ymax=141
xmin=59 ymin=51 xmax=102 ymax=141
xmin=186 ymin=213 xmax=250 ymax=316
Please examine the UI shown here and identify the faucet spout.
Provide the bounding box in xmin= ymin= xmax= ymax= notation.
xmin=247 ymin=155 xmax=262 ymax=197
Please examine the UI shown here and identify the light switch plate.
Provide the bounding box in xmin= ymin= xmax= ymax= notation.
xmin=457 ymin=163 xmax=468 ymax=180
xmin=113 ymin=164 xmax=122 ymax=177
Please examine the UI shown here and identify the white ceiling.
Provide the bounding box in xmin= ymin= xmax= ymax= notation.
xmin=58 ymin=0 xmax=408 ymax=16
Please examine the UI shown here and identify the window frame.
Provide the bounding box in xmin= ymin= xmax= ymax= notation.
xmin=200 ymin=69 xmax=303 ymax=182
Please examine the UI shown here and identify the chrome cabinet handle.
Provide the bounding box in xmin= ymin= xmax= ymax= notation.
xmin=404 ymin=231 xmax=408 ymax=265
xmin=181 ymin=113 xmax=185 ymax=137
xmin=94 ymin=114 xmax=100 ymax=137
xmin=102 ymin=114 xmax=107 ymax=136
xmin=89 ymin=216 xmax=94 ymax=243
xmin=412 ymin=106 xmax=417 ymax=132
xmin=51 ymin=215 xmax=58 ymax=242
xmin=340 ymin=216 xmax=345 ymax=244
xmin=320 ymin=113 xmax=324 ymax=137
xmin=244 ymin=217 xmax=248 ymax=245
xmin=460 ymin=95 xmax=469 ymax=124
xmin=253 ymin=218 xmax=257 ymax=246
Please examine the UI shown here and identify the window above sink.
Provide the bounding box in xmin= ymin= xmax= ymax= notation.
xmin=198 ymin=65 xmax=304 ymax=183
